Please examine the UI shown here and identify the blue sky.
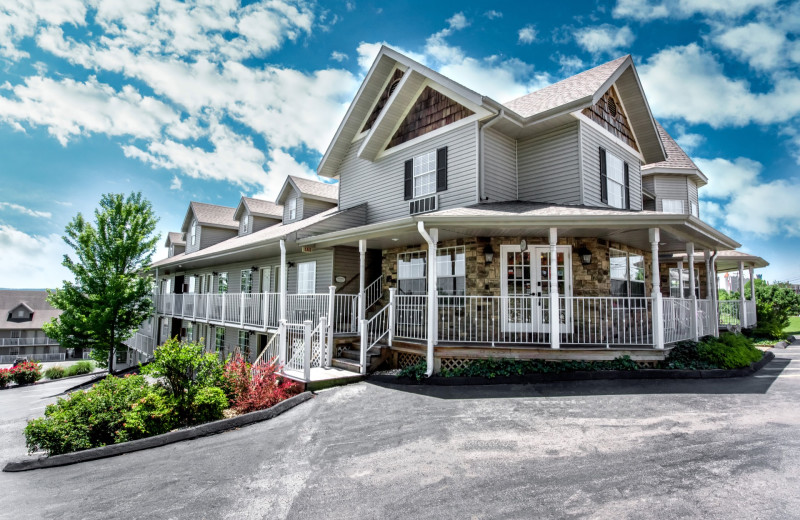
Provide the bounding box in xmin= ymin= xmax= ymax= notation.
xmin=1 ymin=0 xmax=799 ymax=288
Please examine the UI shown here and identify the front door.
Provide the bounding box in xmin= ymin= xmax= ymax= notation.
xmin=501 ymin=245 xmax=572 ymax=333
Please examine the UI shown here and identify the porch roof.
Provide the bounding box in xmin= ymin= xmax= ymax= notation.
xmin=297 ymin=201 xmax=740 ymax=253
xmin=661 ymin=250 xmax=769 ymax=272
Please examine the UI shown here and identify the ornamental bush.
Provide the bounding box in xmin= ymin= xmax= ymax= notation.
xmin=0 ymin=368 xmax=11 ymax=389
xmin=437 ymin=356 xmax=640 ymax=379
xmin=11 ymin=361 xmax=42 ymax=385
xmin=698 ymin=333 xmax=762 ymax=369
xmin=117 ymin=391 xmax=177 ymax=443
xmin=44 ymin=366 xmax=66 ymax=380
xmin=191 ymin=386 xmax=228 ymax=424
xmin=232 ymin=362 xmax=302 ymax=414
xmin=220 ymin=352 xmax=251 ymax=403
xmin=64 ymin=360 xmax=94 ymax=377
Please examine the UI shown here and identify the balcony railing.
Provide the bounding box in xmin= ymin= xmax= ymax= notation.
xmin=0 ymin=337 xmax=59 ymax=347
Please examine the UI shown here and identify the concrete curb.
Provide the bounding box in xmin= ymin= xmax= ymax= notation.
xmin=0 ymin=370 xmax=107 ymax=391
xmin=369 ymin=351 xmax=775 ymax=386
xmin=3 ymin=391 xmax=314 ymax=472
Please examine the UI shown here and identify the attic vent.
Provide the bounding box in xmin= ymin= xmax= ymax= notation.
xmin=409 ymin=195 xmax=437 ymax=215
xmin=607 ymin=97 xmax=617 ymax=117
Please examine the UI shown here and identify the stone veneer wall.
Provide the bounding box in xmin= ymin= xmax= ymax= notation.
xmin=658 ymin=262 xmax=710 ymax=299
xmin=381 ymin=236 xmax=654 ymax=297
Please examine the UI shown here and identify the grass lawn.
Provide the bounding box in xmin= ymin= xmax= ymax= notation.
xmin=784 ymin=316 xmax=800 ymax=336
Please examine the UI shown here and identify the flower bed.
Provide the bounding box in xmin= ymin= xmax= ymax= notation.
xmin=24 ymin=339 xmax=301 ymax=457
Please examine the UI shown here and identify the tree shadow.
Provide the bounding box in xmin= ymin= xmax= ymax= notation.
xmin=366 ymin=356 xmax=792 ymax=400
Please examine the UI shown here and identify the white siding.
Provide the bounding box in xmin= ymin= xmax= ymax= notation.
xmin=580 ymin=121 xmax=642 ymax=210
xmin=302 ymin=198 xmax=336 ymax=219
xmin=654 ymin=175 xmax=689 ymax=213
xmin=518 ymin=122 xmax=581 ymax=204
xmin=483 ymin=127 xmax=517 ymax=202
xmin=337 ymin=122 xmax=478 ymax=224
xmin=283 ymin=192 xmax=302 ymax=224
xmin=199 ymin=226 xmax=237 ymax=250
xmin=688 ymin=179 xmax=699 ymax=217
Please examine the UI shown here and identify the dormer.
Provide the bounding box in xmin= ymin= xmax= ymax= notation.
xmin=276 ymin=176 xmax=338 ymax=225
xmin=165 ymin=232 xmax=186 ymax=257
xmin=7 ymin=302 xmax=33 ymax=322
xmin=234 ymin=197 xmax=283 ymax=236
xmin=180 ymin=202 xmax=238 ymax=253
xmin=641 ymin=122 xmax=708 ymax=217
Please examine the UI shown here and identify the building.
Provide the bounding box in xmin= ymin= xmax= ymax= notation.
xmin=143 ymin=47 xmax=768 ymax=381
xmin=1 ymin=290 xmax=63 ymax=363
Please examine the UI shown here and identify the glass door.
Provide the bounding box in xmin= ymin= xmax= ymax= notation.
xmin=533 ymin=246 xmax=572 ymax=332
xmin=500 ymin=245 xmax=534 ymax=332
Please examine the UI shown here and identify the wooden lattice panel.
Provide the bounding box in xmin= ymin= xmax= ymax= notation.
xmin=440 ymin=358 xmax=473 ymax=372
xmin=397 ymin=352 xmax=423 ymax=368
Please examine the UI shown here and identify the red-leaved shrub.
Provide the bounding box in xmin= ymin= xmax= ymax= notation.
xmin=0 ymin=368 xmax=11 ymax=388
xmin=232 ymin=362 xmax=302 ymax=414
xmin=220 ymin=353 xmax=251 ymax=403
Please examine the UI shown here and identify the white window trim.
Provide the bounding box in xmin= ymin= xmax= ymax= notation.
xmin=288 ymin=198 xmax=297 ymax=220
xmin=215 ymin=328 xmax=225 ymax=350
xmin=240 ymin=269 xmax=253 ymax=294
xmin=238 ymin=330 xmax=249 ymax=351
xmin=690 ymin=202 xmax=699 ymax=218
xmin=413 ymin=150 xmax=437 ymax=199
xmin=297 ymin=261 xmax=316 ymax=294
xmin=605 ymin=151 xmax=626 ymax=210
xmin=218 ymin=272 xmax=228 ymax=294
xmin=662 ymin=199 xmax=685 ymax=214
xmin=190 ymin=219 xmax=197 ymax=246
xmin=397 ymin=250 xmax=427 ymax=295
xmin=610 ymin=248 xmax=646 ymax=298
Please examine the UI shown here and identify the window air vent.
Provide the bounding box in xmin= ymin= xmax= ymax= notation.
xmin=607 ymin=97 xmax=617 ymax=117
xmin=409 ymin=195 xmax=437 ymax=215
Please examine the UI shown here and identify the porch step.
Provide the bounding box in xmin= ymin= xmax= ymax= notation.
xmin=331 ymin=357 xmax=362 ymax=372
xmin=331 ymin=345 xmax=388 ymax=373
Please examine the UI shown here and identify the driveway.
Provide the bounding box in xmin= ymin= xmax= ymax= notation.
xmin=1 ymin=346 xmax=799 ymax=519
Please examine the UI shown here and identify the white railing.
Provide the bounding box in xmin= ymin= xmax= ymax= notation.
xmin=332 ymin=294 xmax=359 ymax=334
xmin=0 ymin=337 xmax=59 ymax=347
xmin=224 ymin=293 xmax=241 ymax=324
xmin=183 ymin=294 xmax=195 ymax=318
xmin=744 ymin=300 xmax=757 ymax=327
xmin=286 ymin=294 xmax=329 ymax=328
xmin=208 ymin=294 xmax=224 ymax=323
xmin=365 ymin=275 xmax=383 ymax=310
xmin=252 ymin=332 xmax=280 ymax=371
xmin=436 ymin=295 xmax=543 ymax=344
xmin=123 ymin=332 xmax=155 ymax=358
xmin=663 ymin=297 xmax=692 ymax=344
xmin=195 ymin=294 xmax=208 ymax=320
xmin=360 ymin=303 xmax=390 ymax=375
xmin=718 ymin=300 xmax=741 ymax=327
xmin=697 ymin=299 xmax=715 ymax=337
xmin=395 ymin=295 xmax=428 ymax=340
xmin=0 ymin=353 xmax=66 ymax=364
xmin=561 ymin=296 xmax=653 ymax=346
xmin=282 ymin=318 xmax=327 ymax=381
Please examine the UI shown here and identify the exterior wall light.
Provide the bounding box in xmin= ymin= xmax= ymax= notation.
xmin=484 ymin=244 xmax=494 ymax=264
xmin=577 ymin=246 xmax=592 ymax=265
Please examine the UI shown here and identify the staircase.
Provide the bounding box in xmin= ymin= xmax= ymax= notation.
xmin=331 ymin=340 xmax=388 ymax=373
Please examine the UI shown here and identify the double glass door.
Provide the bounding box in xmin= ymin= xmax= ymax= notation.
xmin=500 ymin=245 xmax=572 ymax=333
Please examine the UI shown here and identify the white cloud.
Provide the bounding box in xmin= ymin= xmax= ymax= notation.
xmin=574 ymin=24 xmax=635 ymax=54
xmin=484 ymin=10 xmax=503 ymax=19
xmin=639 ymin=43 xmax=800 ymax=127
xmin=356 ymin=41 xmax=427 ymax=71
xmin=518 ymin=25 xmax=537 ymax=45
xmin=446 ymin=12 xmax=469 ymax=31
xmin=695 ymin=157 xmax=761 ymax=198
xmin=0 ymin=0 xmax=86 ymax=59
xmin=0 ymin=75 xmax=180 ymax=145
xmin=170 ymin=176 xmax=182 ymax=190
xmin=713 ymin=22 xmax=790 ymax=71
xmin=612 ymin=0 xmax=778 ymax=21
xmin=0 ymin=224 xmax=73 ymax=289
xmin=672 ymin=124 xmax=706 ymax=152
xmin=330 ymin=51 xmax=348 ymax=62
xmin=0 ymin=202 xmax=51 ymax=218
xmin=252 ymin=149 xmax=318 ymax=200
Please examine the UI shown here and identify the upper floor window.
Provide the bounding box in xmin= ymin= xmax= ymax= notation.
xmin=242 ymin=214 xmax=250 ymax=234
xmin=297 ymin=261 xmax=316 ymax=294
xmin=190 ymin=219 xmax=197 ymax=245
xmin=169 ymin=245 xmax=174 ymax=257
xmin=690 ymin=202 xmax=699 ymax=218
xmin=413 ymin=150 xmax=437 ymax=198
xmin=610 ymin=248 xmax=646 ymax=298
xmin=600 ymin=149 xmax=629 ymax=210
xmin=240 ymin=270 xmax=253 ymax=293
xmin=218 ymin=272 xmax=228 ymax=293
xmin=663 ymin=199 xmax=685 ymax=214
xmin=288 ymin=198 xmax=297 ymax=220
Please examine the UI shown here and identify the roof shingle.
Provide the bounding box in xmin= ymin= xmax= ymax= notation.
xmin=190 ymin=202 xmax=238 ymax=229
xmin=289 ymin=176 xmax=338 ymax=202
xmin=642 ymin=121 xmax=700 ymax=172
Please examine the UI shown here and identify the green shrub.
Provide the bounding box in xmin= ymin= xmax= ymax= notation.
xmin=398 ymin=361 xmax=428 ymax=381
xmin=24 ymin=374 xmax=158 ymax=455
xmin=661 ymin=341 xmax=717 ymax=370
xmin=191 ymin=386 xmax=228 ymax=424
xmin=438 ymin=356 xmax=640 ymax=378
xmin=64 ymin=360 xmax=94 ymax=377
xmin=11 ymin=361 xmax=42 ymax=385
xmin=0 ymin=368 xmax=11 ymax=388
xmin=117 ymin=391 xmax=177 ymax=443
xmin=44 ymin=366 xmax=66 ymax=380
xmin=698 ymin=333 xmax=762 ymax=369
xmin=141 ymin=338 xmax=224 ymax=424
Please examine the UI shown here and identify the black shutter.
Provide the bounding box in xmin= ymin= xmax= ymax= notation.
xmin=599 ymin=148 xmax=608 ymax=204
xmin=404 ymin=159 xmax=413 ymax=200
xmin=623 ymin=162 xmax=630 ymax=210
xmin=436 ymin=146 xmax=448 ymax=192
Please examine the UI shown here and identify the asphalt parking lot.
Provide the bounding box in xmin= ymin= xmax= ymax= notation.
xmin=1 ymin=345 xmax=798 ymax=519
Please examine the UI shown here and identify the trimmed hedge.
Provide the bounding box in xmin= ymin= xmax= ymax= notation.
xmin=662 ymin=333 xmax=762 ymax=370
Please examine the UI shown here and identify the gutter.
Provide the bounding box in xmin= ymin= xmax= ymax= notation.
xmin=478 ymin=109 xmax=504 ymax=203
xmin=417 ymin=221 xmax=437 ymax=377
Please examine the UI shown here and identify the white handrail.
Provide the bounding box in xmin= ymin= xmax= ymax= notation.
xmin=364 ymin=275 xmax=383 ymax=310
xmin=252 ymin=332 xmax=280 ymax=372
xmin=360 ymin=303 xmax=390 ymax=375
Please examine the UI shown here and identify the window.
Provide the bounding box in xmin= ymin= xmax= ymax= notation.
xmin=238 ymin=330 xmax=249 ymax=355
xmin=215 ymin=328 xmax=225 ymax=351
xmin=186 ymin=323 xmax=193 ymax=342
xmin=610 ymin=248 xmax=646 ymax=298
xmin=437 ymin=246 xmax=466 ymax=305
xmin=413 ymin=150 xmax=437 ymax=198
xmin=605 ymin=152 xmax=626 ymax=209
xmin=690 ymin=202 xmax=699 ymax=218
xmin=240 ymin=270 xmax=253 ymax=293
xmin=217 ymin=272 xmax=228 ymax=293
xmin=398 ymin=251 xmax=427 ymax=295
xmin=188 ymin=276 xmax=196 ymax=293
xmin=663 ymin=199 xmax=685 ymax=214
xmin=297 ymin=261 xmax=316 ymax=294
xmin=169 ymin=245 xmax=174 ymax=256
xmin=288 ymin=198 xmax=297 ymax=220
xmin=241 ymin=214 xmax=250 ymax=234
xmin=190 ymin=219 xmax=197 ymax=246
xmin=11 ymin=330 xmax=20 ymax=339
xmin=669 ymin=268 xmax=700 ymax=298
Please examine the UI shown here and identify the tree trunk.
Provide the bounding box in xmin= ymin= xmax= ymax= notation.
xmin=108 ymin=329 xmax=115 ymax=375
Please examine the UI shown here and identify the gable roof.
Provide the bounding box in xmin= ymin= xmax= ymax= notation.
xmin=181 ymin=202 xmax=238 ymax=232
xmin=276 ymin=176 xmax=338 ymax=204
xmin=1 ymin=290 xmax=62 ymax=330
xmin=234 ymin=197 xmax=283 ymax=220
xmin=165 ymin=232 xmax=185 ymax=248
xmin=642 ymin=122 xmax=708 ymax=185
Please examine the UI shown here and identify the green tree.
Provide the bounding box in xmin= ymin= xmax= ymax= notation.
xmin=745 ymin=279 xmax=800 ymax=339
xmin=44 ymin=193 xmax=159 ymax=373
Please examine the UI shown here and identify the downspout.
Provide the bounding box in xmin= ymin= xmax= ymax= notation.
xmin=710 ymin=250 xmax=719 ymax=337
xmin=153 ymin=266 xmax=159 ymax=355
xmin=417 ymin=221 xmax=437 ymax=377
xmin=477 ymin=109 xmax=504 ymax=203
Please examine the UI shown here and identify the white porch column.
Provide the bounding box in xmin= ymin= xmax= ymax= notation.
xmin=326 ymin=285 xmax=336 ymax=367
xmin=358 ymin=239 xmax=366 ymax=329
xmin=388 ymin=288 xmax=396 ymax=347
xmin=738 ymin=260 xmax=747 ymax=328
xmin=687 ymin=242 xmax=698 ymax=341
xmin=677 ymin=261 xmax=684 ymax=297
xmin=417 ymin=221 xmax=438 ymax=376
xmin=650 ymin=228 xmax=664 ymax=350
xmin=749 ymin=266 xmax=756 ymax=300
xmin=704 ymin=250 xmax=712 ymax=300
xmin=279 ymin=239 xmax=287 ymax=322
xmin=549 ymin=227 xmax=560 ymax=350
